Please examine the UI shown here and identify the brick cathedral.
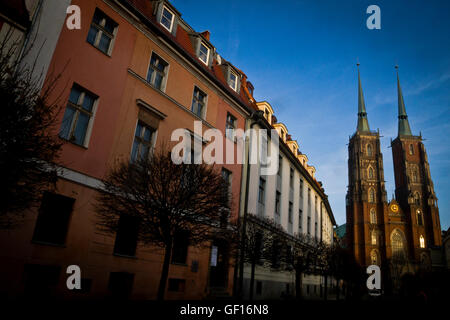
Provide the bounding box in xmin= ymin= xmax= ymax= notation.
xmin=346 ymin=65 xmax=442 ymax=283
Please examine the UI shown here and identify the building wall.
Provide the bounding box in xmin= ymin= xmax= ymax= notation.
xmin=0 ymin=0 xmax=248 ymax=299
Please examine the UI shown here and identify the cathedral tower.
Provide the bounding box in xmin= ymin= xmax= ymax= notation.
xmin=391 ymin=66 xmax=442 ymax=266
xmin=346 ymin=64 xmax=388 ymax=267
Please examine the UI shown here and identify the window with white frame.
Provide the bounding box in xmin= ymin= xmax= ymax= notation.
xmin=147 ymin=52 xmax=168 ymax=90
xmin=229 ymin=71 xmax=238 ymax=91
xmin=87 ymin=8 xmax=118 ymax=55
xmin=160 ymin=6 xmax=175 ymax=32
xmin=198 ymin=42 xmax=210 ymax=65
xmin=225 ymin=113 xmax=236 ymax=140
xmin=191 ymin=87 xmax=207 ymax=118
xmin=131 ymin=122 xmax=154 ymax=162
xmin=60 ymin=84 xmax=97 ymax=146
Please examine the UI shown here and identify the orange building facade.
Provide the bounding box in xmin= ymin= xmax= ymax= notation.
xmin=0 ymin=0 xmax=257 ymax=299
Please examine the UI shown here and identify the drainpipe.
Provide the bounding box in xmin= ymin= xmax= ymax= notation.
xmin=236 ymin=110 xmax=264 ymax=299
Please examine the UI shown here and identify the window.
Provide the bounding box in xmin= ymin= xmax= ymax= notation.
xmin=369 ymin=208 xmax=377 ymax=224
xmin=113 ymin=214 xmax=139 ymax=256
xmin=198 ymin=42 xmax=210 ymax=65
xmin=168 ymin=278 xmax=186 ymax=292
xmin=172 ymin=231 xmax=189 ymax=264
xmin=370 ymin=250 xmax=378 ymax=265
xmin=412 ymin=170 xmax=418 ymax=183
xmin=414 ymin=192 xmax=420 ymax=205
xmin=391 ymin=230 xmax=405 ymax=259
xmin=368 ymin=188 xmax=375 ymax=203
xmin=308 ymin=188 xmax=311 ymax=205
xmin=300 ymin=179 xmax=303 ymax=197
xmin=298 ymin=209 xmax=303 ymax=232
xmin=409 ymin=144 xmax=414 ymax=155
xmin=222 ymin=168 xmax=232 ymax=204
xmin=258 ymin=177 xmax=266 ymax=204
xmin=314 ymin=221 xmax=318 ymax=238
xmin=229 ymin=71 xmax=238 ymax=91
xmin=371 ymin=230 xmax=377 ymax=245
xmin=264 ymin=109 xmax=270 ymax=121
xmin=368 ymin=167 xmax=374 ymax=179
xmin=419 ymin=235 xmax=425 ymax=248
xmin=289 ymin=168 xmax=294 ymax=189
xmin=87 ymin=8 xmax=117 ymax=55
xmin=367 ymin=144 xmax=373 ymax=156
xmin=60 ymin=85 xmax=97 ymax=146
xmin=160 ymin=6 xmax=175 ymax=32
xmin=191 ymin=86 xmax=207 ymax=118
xmin=417 ymin=209 xmax=424 ymax=226
xmin=108 ymin=272 xmax=134 ymax=299
xmin=275 ymin=191 xmax=281 ymax=215
xmin=288 ymin=202 xmax=293 ymax=223
xmin=278 ymin=156 xmax=283 ymax=177
xmin=32 ymin=192 xmax=75 ymax=245
xmin=225 ymin=113 xmax=237 ymax=140
xmin=131 ymin=122 xmax=154 ymax=162
xmin=307 ymin=216 xmax=311 ymax=235
xmin=147 ymin=52 xmax=168 ymax=90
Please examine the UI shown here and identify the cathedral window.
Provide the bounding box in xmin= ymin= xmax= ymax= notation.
xmin=391 ymin=230 xmax=405 ymax=260
xmin=370 ymin=250 xmax=378 ymax=265
xmin=414 ymin=192 xmax=420 ymax=205
xmin=368 ymin=166 xmax=374 ymax=179
xmin=368 ymin=188 xmax=375 ymax=203
xmin=367 ymin=144 xmax=373 ymax=157
xmin=370 ymin=208 xmax=377 ymax=224
xmin=371 ymin=230 xmax=377 ymax=245
xmin=419 ymin=235 xmax=425 ymax=248
xmin=417 ymin=209 xmax=423 ymax=226
xmin=411 ymin=170 xmax=418 ymax=183
xmin=409 ymin=144 xmax=414 ymax=155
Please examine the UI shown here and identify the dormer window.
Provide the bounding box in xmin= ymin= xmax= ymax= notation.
xmin=229 ymin=71 xmax=238 ymax=91
xmin=199 ymin=42 xmax=210 ymax=65
xmin=160 ymin=6 xmax=175 ymax=32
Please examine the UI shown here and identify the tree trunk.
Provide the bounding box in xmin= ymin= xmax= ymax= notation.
xmin=249 ymin=258 xmax=256 ymax=300
xmin=295 ymin=269 xmax=302 ymax=300
xmin=157 ymin=241 xmax=172 ymax=300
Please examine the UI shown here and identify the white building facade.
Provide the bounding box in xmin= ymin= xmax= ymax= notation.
xmin=240 ymin=101 xmax=336 ymax=299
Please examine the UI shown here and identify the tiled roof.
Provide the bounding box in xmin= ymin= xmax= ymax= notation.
xmin=123 ymin=0 xmax=257 ymax=112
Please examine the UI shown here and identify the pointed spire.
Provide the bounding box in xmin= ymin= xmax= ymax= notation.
xmin=396 ymin=65 xmax=412 ymax=136
xmin=356 ymin=63 xmax=370 ymax=132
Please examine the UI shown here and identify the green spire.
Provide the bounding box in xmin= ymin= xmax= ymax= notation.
xmin=357 ymin=63 xmax=370 ymax=132
xmin=396 ymin=66 xmax=412 ymax=136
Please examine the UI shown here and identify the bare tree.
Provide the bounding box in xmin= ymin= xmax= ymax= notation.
xmin=0 ymin=28 xmax=64 ymax=229
xmin=95 ymin=149 xmax=232 ymax=300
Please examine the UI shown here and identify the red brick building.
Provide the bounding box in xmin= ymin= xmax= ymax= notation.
xmin=346 ymin=65 xmax=442 ymax=287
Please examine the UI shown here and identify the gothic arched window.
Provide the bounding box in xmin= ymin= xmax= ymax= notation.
xmin=417 ymin=209 xmax=424 ymax=226
xmin=367 ymin=144 xmax=373 ymax=157
xmin=414 ymin=192 xmax=420 ymax=205
xmin=391 ymin=230 xmax=405 ymax=260
xmin=370 ymin=208 xmax=377 ymax=224
xmin=368 ymin=166 xmax=374 ymax=179
xmin=412 ymin=170 xmax=418 ymax=183
xmin=371 ymin=230 xmax=377 ymax=245
xmin=409 ymin=144 xmax=414 ymax=155
xmin=368 ymin=188 xmax=375 ymax=203
xmin=419 ymin=235 xmax=425 ymax=248
xmin=370 ymin=250 xmax=378 ymax=265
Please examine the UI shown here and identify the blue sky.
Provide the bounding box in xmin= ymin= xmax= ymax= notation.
xmin=172 ymin=0 xmax=450 ymax=230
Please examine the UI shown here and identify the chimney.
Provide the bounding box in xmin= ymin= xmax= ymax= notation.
xmin=200 ymin=30 xmax=210 ymax=41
